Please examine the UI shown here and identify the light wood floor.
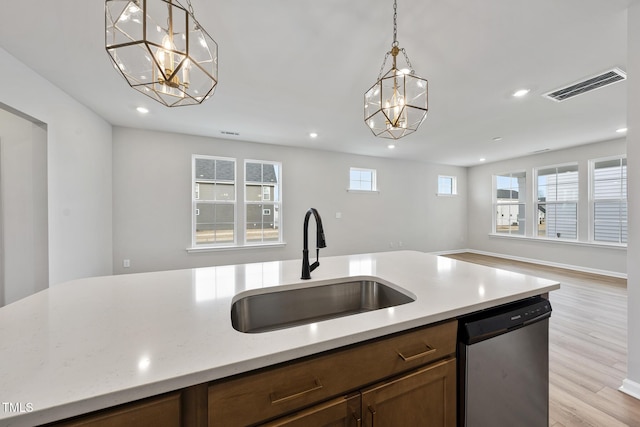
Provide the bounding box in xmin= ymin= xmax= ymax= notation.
xmin=443 ymin=252 xmax=640 ymax=427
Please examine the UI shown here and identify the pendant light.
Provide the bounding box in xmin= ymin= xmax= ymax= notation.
xmin=364 ymin=0 xmax=428 ymax=140
xmin=105 ymin=0 xmax=218 ymax=107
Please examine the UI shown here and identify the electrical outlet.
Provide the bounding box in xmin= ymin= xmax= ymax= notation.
xmin=123 ymin=259 xmax=131 ymax=268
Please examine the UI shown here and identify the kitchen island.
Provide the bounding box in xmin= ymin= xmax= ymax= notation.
xmin=0 ymin=251 xmax=559 ymax=426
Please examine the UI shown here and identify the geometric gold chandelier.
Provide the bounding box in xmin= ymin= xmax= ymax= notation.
xmin=105 ymin=0 xmax=218 ymax=107
xmin=364 ymin=0 xmax=428 ymax=139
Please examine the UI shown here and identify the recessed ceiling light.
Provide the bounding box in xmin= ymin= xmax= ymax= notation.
xmin=388 ymin=144 xmax=396 ymax=149
xmin=616 ymin=127 xmax=628 ymax=133
xmin=492 ymin=137 xmax=503 ymax=142
xmin=309 ymin=132 xmax=318 ymax=138
xmin=512 ymin=89 xmax=530 ymax=97
xmin=479 ymin=158 xmax=486 ymax=162
xmin=136 ymin=107 xmax=149 ymax=114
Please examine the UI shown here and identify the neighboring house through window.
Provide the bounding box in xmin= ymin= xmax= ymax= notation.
xmin=192 ymin=156 xmax=283 ymax=248
xmin=494 ymin=172 xmax=526 ymax=235
xmin=193 ymin=156 xmax=236 ymax=246
xmin=536 ymin=164 xmax=579 ymax=240
xmin=591 ymin=156 xmax=627 ymax=244
xmin=245 ymin=160 xmax=282 ymax=244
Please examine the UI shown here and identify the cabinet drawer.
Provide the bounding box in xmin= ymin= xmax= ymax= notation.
xmin=208 ymin=320 xmax=456 ymax=426
xmin=259 ymin=394 xmax=361 ymax=427
xmin=47 ymin=392 xmax=182 ymax=427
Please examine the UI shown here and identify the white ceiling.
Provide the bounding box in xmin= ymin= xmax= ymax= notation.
xmin=0 ymin=0 xmax=631 ymax=166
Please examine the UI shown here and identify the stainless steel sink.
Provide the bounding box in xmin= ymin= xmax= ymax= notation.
xmin=231 ymin=279 xmax=415 ymax=333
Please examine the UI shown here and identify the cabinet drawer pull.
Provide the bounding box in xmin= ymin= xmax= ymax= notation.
xmin=397 ymin=343 xmax=436 ymax=362
xmin=269 ymin=378 xmax=323 ymax=404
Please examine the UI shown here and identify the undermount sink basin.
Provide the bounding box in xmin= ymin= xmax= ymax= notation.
xmin=231 ymin=279 xmax=415 ymax=333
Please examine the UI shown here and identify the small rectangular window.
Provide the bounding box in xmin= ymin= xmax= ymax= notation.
xmin=437 ymin=175 xmax=457 ymax=195
xmin=349 ymin=168 xmax=377 ymax=191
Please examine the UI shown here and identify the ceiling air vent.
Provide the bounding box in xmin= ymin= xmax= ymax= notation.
xmin=543 ymin=68 xmax=626 ymax=102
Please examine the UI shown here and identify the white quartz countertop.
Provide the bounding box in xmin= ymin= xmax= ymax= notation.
xmin=0 ymin=251 xmax=559 ymax=426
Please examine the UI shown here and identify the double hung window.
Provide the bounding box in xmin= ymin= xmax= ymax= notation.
xmin=494 ymin=172 xmax=526 ymax=235
xmin=193 ymin=156 xmax=236 ymax=246
xmin=245 ymin=161 xmax=282 ymax=243
xmin=536 ymin=165 xmax=579 ymax=240
xmin=591 ymin=157 xmax=627 ymax=244
xmin=192 ymin=156 xmax=282 ymax=248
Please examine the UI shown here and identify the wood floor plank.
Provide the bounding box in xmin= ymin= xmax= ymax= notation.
xmin=442 ymin=252 xmax=639 ymax=427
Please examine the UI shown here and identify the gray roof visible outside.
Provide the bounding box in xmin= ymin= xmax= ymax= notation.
xmin=195 ymin=158 xmax=235 ymax=181
xmin=496 ymin=189 xmax=518 ymax=200
xmin=195 ymin=158 xmax=277 ymax=183
xmin=246 ymin=162 xmax=277 ymax=183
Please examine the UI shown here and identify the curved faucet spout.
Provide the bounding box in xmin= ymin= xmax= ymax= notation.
xmin=301 ymin=208 xmax=326 ymax=280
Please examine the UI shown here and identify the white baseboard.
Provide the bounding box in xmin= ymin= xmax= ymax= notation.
xmin=428 ymin=249 xmax=469 ymax=256
xmin=429 ymin=248 xmax=627 ymax=279
xmin=620 ymin=379 xmax=640 ymax=400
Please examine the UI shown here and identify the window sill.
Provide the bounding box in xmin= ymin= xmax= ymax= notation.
xmin=186 ymin=242 xmax=286 ymax=253
xmin=488 ymin=233 xmax=627 ymax=249
xmin=436 ymin=193 xmax=458 ymax=197
xmin=347 ymin=189 xmax=379 ymax=194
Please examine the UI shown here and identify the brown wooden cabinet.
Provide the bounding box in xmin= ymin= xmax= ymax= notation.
xmin=258 ymin=358 xmax=457 ymax=427
xmin=45 ymin=392 xmax=183 ymax=427
xmin=44 ymin=384 xmax=207 ymax=427
xmin=361 ymin=358 xmax=456 ymax=427
xmin=43 ymin=321 xmax=457 ymax=427
xmin=208 ymin=320 xmax=457 ymax=426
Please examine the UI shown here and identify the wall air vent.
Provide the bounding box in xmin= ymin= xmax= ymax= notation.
xmin=543 ymin=68 xmax=626 ymax=102
xmin=530 ymin=148 xmax=550 ymax=155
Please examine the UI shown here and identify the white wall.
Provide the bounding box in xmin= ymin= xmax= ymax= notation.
xmin=467 ymin=139 xmax=627 ymax=276
xmin=112 ymin=126 xmax=467 ymax=274
xmin=0 ymin=108 xmax=48 ymax=305
xmin=623 ymin=0 xmax=640 ymax=399
xmin=0 ymin=48 xmax=113 ymax=286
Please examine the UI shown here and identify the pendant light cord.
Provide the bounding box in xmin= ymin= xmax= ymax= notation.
xmin=392 ymin=0 xmax=398 ymax=47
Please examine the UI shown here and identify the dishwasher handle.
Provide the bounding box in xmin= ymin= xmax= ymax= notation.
xmin=522 ymin=310 xmax=552 ymax=327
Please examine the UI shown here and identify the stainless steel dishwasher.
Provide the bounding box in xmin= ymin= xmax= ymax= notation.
xmin=458 ymin=296 xmax=552 ymax=427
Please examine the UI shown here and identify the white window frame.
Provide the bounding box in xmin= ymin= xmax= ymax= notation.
xmin=244 ymin=159 xmax=283 ymax=245
xmin=191 ymin=155 xmax=237 ymax=248
xmin=534 ymin=163 xmax=579 ymax=241
xmin=589 ymin=155 xmax=627 ymax=245
xmin=189 ymin=156 xmax=285 ymax=252
xmin=437 ymin=175 xmax=457 ymax=196
xmin=493 ymin=171 xmax=527 ymax=236
xmin=348 ymin=167 xmax=378 ymax=192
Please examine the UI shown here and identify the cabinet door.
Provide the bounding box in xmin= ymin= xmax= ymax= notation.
xmin=361 ymin=358 xmax=456 ymax=427
xmin=259 ymin=394 xmax=361 ymax=427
